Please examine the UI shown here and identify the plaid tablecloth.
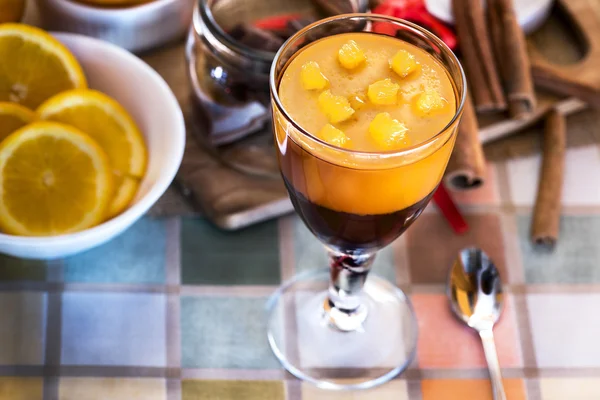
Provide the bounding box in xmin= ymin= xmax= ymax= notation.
xmin=2 ymin=126 xmax=600 ymax=399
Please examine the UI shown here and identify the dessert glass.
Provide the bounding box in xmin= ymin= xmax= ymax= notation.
xmin=267 ymin=14 xmax=466 ymax=390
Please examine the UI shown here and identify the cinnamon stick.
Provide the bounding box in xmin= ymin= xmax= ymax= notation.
xmin=487 ymin=0 xmax=536 ymax=120
xmin=452 ymin=0 xmax=506 ymax=112
xmin=310 ymin=0 xmax=354 ymax=16
xmin=445 ymin=91 xmax=487 ymax=190
xmin=229 ymin=24 xmax=284 ymax=53
xmin=531 ymin=109 xmax=565 ymax=250
xmin=369 ymin=0 xmax=385 ymax=8
xmin=286 ymin=17 xmax=317 ymax=36
xmin=533 ymin=66 xmax=600 ymax=109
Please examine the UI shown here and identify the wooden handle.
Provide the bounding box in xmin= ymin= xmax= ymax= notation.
xmin=532 ymin=64 xmax=600 ymax=108
xmin=529 ymin=0 xmax=600 ymax=105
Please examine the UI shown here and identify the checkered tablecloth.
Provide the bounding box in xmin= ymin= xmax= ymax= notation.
xmin=2 ymin=119 xmax=600 ymax=399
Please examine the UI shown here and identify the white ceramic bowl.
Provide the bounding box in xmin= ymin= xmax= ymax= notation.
xmin=0 ymin=33 xmax=185 ymax=260
xmin=36 ymin=0 xmax=195 ymax=53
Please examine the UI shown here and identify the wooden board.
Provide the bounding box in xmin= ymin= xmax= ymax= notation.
xmin=478 ymin=0 xmax=600 ymax=144
xmin=531 ymin=0 xmax=600 ymax=106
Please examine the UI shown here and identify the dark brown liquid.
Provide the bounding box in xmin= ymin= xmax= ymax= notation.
xmin=284 ymin=176 xmax=433 ymax=252
xmin=277 ymin=127 xmax=437 ymax=252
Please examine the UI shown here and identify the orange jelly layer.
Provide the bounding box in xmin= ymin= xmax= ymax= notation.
xmin=276 ymin=32 xmax=458 ymax=215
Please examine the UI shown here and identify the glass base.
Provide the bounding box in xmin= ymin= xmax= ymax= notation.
xmin=266 ymin=269 xmax=418 ymax=390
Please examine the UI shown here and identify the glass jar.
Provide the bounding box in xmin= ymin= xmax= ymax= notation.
xmin=185 ymin=0 xmax=368 ymax=176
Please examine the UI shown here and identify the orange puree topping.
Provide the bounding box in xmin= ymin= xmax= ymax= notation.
xmin=277 ymin=32 xmax=458 ymax=215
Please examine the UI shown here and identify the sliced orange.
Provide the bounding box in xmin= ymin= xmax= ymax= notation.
xmin=37 ymin=89 xmax=147 ymax=217
xmin=0 ymin=102 xmax=36 ymax=142
xmin=0 ymin=121 xmax=112 ymax=236
xmin=0 ymin=23 xmax=87 ymax=109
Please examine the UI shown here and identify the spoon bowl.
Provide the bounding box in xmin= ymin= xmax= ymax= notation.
xmin=448 ymin=247 xmax=504 ymax=330
xmin=447 ymin=247 xmax=506 ymax=400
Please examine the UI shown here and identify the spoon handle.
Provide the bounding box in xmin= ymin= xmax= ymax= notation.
xmin=479 ymin=329 xmax=507 ymax=400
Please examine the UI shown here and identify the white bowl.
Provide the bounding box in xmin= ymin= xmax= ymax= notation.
xmin=36 ymin=0 xmax=195 ymax=53
xmin=0 ymin=33 xmax=185 ymax=260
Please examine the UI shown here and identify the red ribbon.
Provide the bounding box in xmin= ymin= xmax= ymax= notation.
xmin=433 ymin=183 xmax=469 ymax=234
xmin=253 ymin=13 xmax=303 ymax=31
xmin=371 ymin=0 xmax=457 ymax=50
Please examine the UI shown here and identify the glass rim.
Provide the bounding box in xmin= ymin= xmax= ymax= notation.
xmin=269 ymin=13 xmax=467 ymax=158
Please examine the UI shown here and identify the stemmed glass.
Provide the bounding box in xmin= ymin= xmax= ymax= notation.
xmin=267 ymin=13 xmax=466 ymax=390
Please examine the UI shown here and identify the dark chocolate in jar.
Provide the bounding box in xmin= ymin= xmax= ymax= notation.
xmin=226 ymin=0 xmax=366 ymax=53
xmin=229 ymin=23 xmax=285 ymax=53
xmin=311 ymin=0 xmax=355 ymax=15
xmin=187 ymin=0 xmax=369 ymax=146
xmin=193 ymin=39 xmax=270 ymax=106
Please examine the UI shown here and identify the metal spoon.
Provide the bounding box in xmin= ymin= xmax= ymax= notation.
xmin=447 ymin=247 xmax=506 ymax=400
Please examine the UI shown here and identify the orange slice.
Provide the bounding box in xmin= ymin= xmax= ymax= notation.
xmin=0 ymin=102 xmax=36 ymax=142
xmin=0 ymin=23 xmax=87 ymax=109
xmin=37 ymin=89 xmax=147 ymax=217
xmin=0 ymin=121 xmax=112 ymax=236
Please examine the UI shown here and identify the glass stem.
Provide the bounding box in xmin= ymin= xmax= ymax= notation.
xmin=324 ymin=251 xmax=375 ymax=332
